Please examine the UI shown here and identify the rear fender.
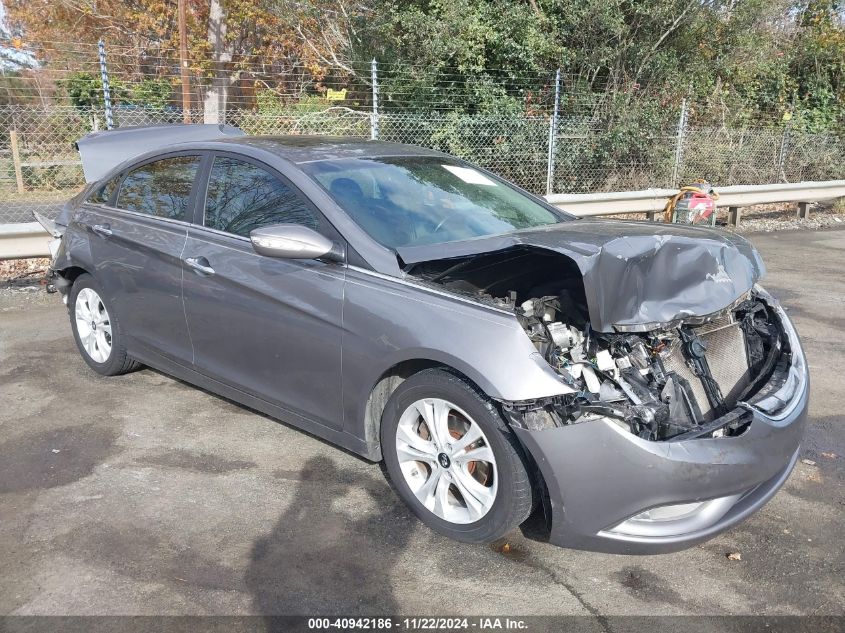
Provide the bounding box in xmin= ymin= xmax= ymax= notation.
xmin=50 ymin=222 xmax=96 ymax=296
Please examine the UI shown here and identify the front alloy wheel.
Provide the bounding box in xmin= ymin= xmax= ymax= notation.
xmin=381 ymin=369 xmax=534 ymax=543
xmin=396 ymin=398 xmax=498 ymax=524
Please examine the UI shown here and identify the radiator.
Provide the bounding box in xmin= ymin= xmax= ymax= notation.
xmin=662 ymin=315 xmax=751 ymax=420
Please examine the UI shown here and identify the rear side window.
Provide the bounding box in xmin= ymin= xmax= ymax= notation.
xmin=88 ymin=176 xmax=119 ymax=205
xmin=115 ymin=156 xmax=200 ymax=221
xmin=204 ymin=156 xmax=319 ymax=237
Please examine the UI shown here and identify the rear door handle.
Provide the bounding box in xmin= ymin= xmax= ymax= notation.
xmin=184 ymin=256 xmax=215 ymax=276
xmin=92 ymin=224 xmax=112 ymax=237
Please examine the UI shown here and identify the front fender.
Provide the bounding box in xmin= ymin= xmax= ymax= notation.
xmin=340 ymin=267 xmax=572 ymax=442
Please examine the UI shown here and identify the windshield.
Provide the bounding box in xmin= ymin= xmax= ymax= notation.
xmin=302 ymin=157 xmax=565 ymax=248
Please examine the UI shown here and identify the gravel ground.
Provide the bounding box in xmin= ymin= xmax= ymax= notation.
xmin=0 ymin=258 xmax=50 ymax=292
xmin=731 ymin=202 xmax=845 ymax=234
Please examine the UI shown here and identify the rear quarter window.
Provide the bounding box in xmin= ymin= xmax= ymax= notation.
xmin=115 ymin=156 xmax=201 ymax=221
xmin=87 ymin=177 xmax=119 ymax=205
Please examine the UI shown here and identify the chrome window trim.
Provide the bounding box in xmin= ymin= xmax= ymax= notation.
xmin=188 ymin=222 xmax=252 ymax=243
xmin=80 ymin=203 xmax=194 ymax=229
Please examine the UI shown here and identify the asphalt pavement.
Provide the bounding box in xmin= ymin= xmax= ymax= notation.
xmin=0 ymin=227 xmax=843 ymax=617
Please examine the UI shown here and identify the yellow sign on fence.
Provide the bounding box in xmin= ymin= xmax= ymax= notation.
xmin=326 ymin=88 xmax=348 ymax=101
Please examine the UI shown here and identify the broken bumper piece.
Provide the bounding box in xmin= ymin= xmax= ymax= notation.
xmin=510 ymin=303 xmax=808 ymax=554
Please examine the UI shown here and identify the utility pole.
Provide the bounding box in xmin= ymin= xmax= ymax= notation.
xmin=178 ymin=0 xmax=191 ymax=123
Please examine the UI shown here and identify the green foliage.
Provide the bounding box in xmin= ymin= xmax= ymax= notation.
xmin=128 ymin=79 xmax=173 ymax=109
xmin=343 ymin=0 xmax=845 ymax=130
xmin=254 ymin=89 xmax=286 ymax=114
xmin=255 ymin=91 xmax=335 ymax=115
xmin=61 ymin=72 xmax=131 ymax=109
xmin=367 ymin=0 xmax=565 ymax=114
xmin=61 ymin=72 xmax=172 ymax=110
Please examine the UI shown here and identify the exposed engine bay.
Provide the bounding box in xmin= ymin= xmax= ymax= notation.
xmin=511 ymin=293 xmax=783 ymax=440
xmin=409 ymin=246 xmax=786 ymax=441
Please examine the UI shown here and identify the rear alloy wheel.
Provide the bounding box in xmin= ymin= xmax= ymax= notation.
xmin=382 ymin=369 xmax=533 ymax=543
xmin=74 ymin=287 xmax=112 ymax=363
xmin=69 ymin=273 xmax=140 ymax=376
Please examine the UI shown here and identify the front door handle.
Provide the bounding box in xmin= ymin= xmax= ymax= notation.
xmin=92 ymin=224 xmax=112 ymax=237
xmin=184 ymin=256 xmax=215 ymax=276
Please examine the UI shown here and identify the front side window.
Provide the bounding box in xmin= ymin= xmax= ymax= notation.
xmin=204 ymin=157 xmax=319 ymax=238
xmin=301 ymin=157 xmax=565 ymax=248
xmin=115 ymin=156 xmax=200 ymax=221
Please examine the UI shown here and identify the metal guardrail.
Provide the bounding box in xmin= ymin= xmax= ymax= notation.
xmin=0 ymin=222 xmax=54 ymax=259
xmin=0 ymin=222 xmax=52 ymax=259
xmin=546 ymin=180 xmax=845 ymax=222
xmin=1 ymin=180 xmax=844 ymax=261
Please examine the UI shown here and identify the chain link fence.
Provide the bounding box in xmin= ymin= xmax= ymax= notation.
xmin=2 ymin=101 xmax=844 ymax=224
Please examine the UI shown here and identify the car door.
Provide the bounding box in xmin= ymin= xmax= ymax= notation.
xmin=82 ymin=153 xmax=202 ymax=365
xmin=181 ymin=153 xmax=346 ymax=430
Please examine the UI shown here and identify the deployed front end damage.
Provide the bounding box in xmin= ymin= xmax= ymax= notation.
xmin=507 ymin=288 xmax=783 ymax=442
xmin=505 ymin=292 xmax=807 ymax=554
xmin=404 ymin=226 xmax=780 ymax=442
xmin=402 ymin=222 xmax=808 ymax=553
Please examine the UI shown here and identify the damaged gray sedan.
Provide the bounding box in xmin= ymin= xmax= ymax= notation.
xmin=45 ymin=125 xmax=808 ymax=553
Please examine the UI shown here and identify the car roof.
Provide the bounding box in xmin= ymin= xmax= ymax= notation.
xmin=206 ymin=135 xmax=448 ymax=164
xmin=77 ymin=125 xmax=451 ymax=183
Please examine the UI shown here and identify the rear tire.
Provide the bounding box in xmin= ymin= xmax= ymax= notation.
xmin=381 ymin=368 xmax=533 ymax=543
xmin=69 ymin=273 xmax=140 ymax=376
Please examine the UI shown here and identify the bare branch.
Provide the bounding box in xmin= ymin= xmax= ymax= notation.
xmin=634 ymin=4 xmax=695 ymax=80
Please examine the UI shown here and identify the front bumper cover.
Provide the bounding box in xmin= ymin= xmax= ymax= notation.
xmin=511 ymin=301 xmax=808 ymax=555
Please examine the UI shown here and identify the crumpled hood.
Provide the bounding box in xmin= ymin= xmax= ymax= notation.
xmin=397 ymin=219 xmax=765 ymax=332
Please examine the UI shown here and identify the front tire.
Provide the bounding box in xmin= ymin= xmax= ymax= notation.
xmin=381 ymin=369 xmax=534 ymax=543
xmin=69 ymin=273 xmax=139 ymax=376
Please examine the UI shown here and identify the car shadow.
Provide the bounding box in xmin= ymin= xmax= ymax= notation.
xmin=245 ymin=456 xmax=416 ymax=626
xmin=141 ymin=366 xmax=373 ymax=464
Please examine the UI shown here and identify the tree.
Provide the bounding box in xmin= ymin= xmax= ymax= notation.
xmin=4 ymin=0 xmax=318 ymax=116
xmin=1 ymin=0 xmax=842 ymax=129
xmin=203 ymin=0 xmax=230 ymax=122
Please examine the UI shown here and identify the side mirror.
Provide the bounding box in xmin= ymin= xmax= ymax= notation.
xmin=250 ymin=224 xmax=339 ymax=260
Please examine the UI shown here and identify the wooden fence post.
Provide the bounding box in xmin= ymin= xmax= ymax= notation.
xmin=10 ymin=130 xmax=25 ymax=194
